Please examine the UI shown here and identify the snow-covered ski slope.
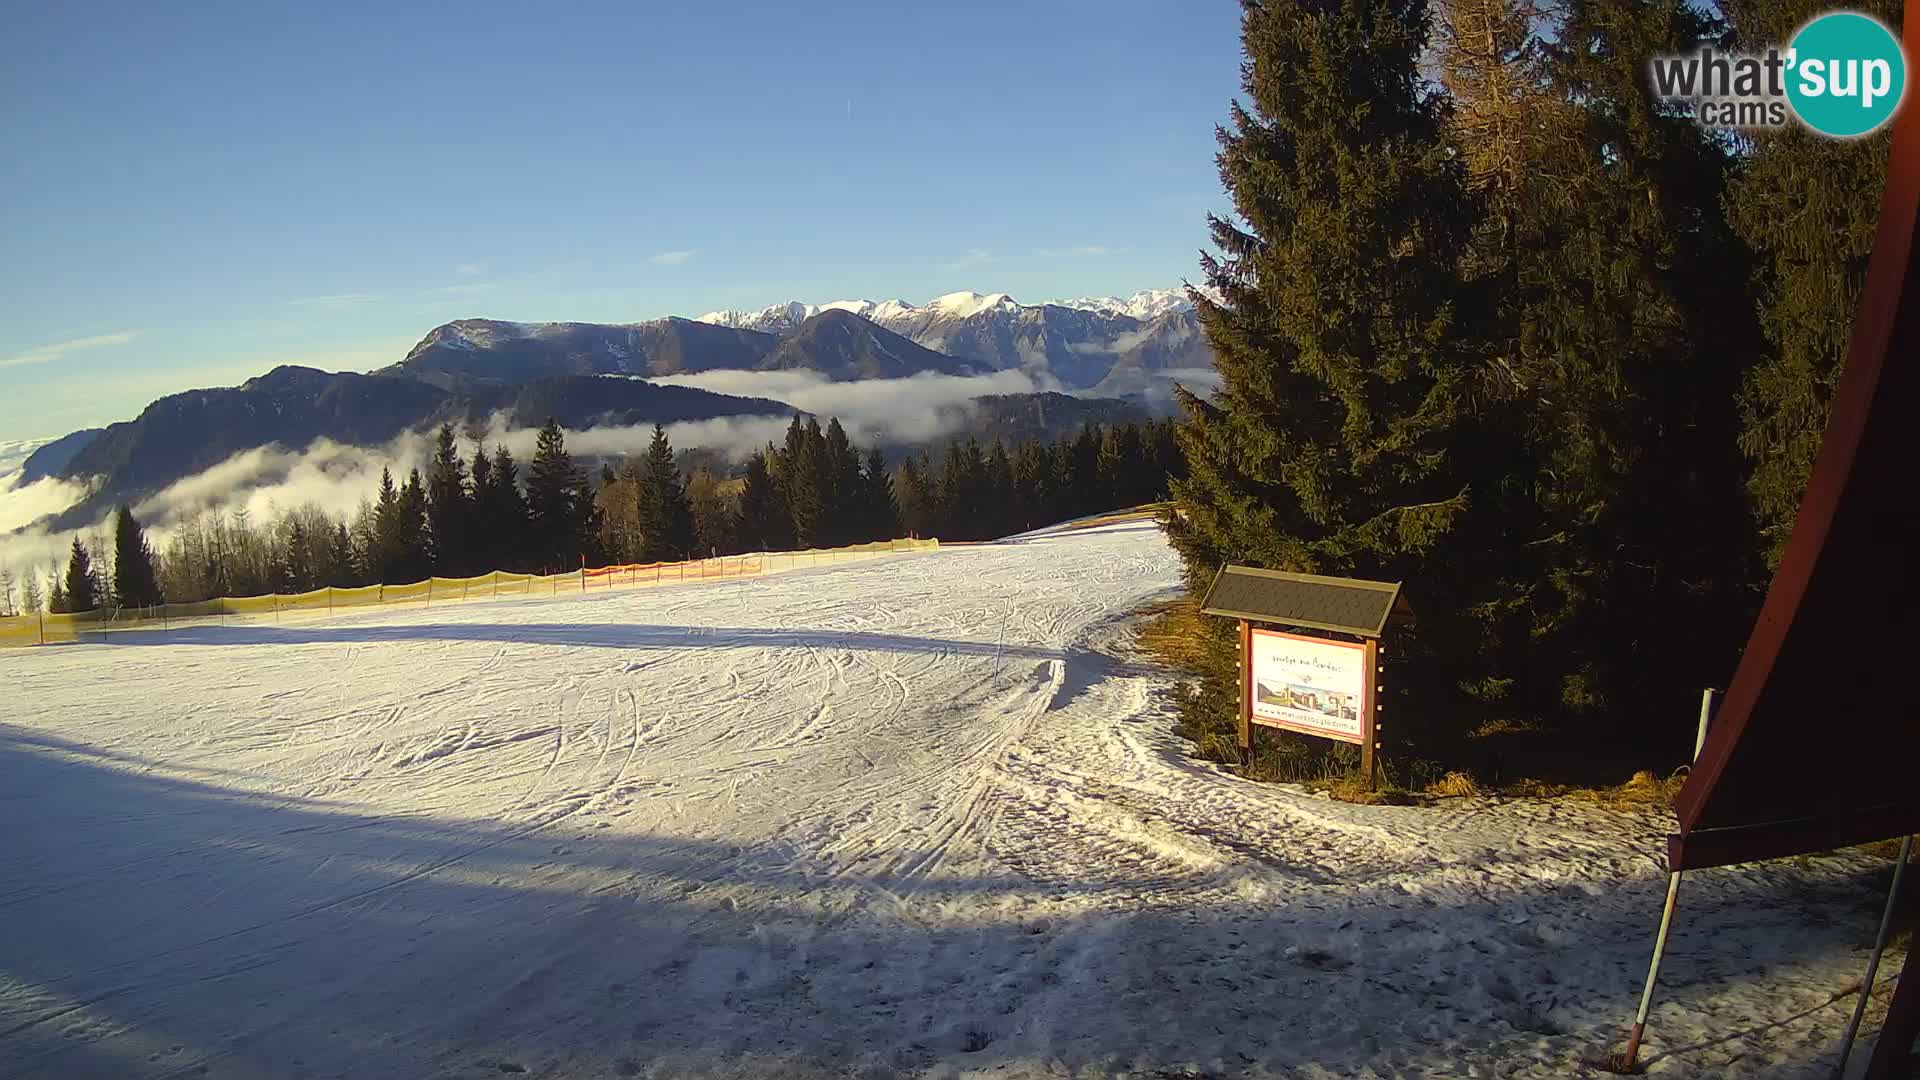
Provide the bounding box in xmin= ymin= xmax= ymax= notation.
xmin=0 ymin=521 xmax=1900 ymax=1078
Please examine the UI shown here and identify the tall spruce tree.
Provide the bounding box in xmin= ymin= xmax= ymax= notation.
xmin=1167 ymin=0 xmax=1472 ymax=579
xmin=63 ymin=537 xmax=99 ymax=612
xmin=425 ymin=423 xmax=469 ymax=575
xmin=1506 ymin=0 xmax=1761 ymax=723
xmin=527 ymin=419 xmax=594 ymax=571
xmin=862 ymin=447 xmax=899 ymax=540
xmin=895 ymin=452 xmax=936 ymax=538
xmin=484 ymin=444 xmax=529 ymax=570
xmin=467 ymin=442 xmax=496 ymax=572
xmin=821 ymin=418 xmax=865 ymax=546
xmin=736 ymin=450 xmax=793 ymax=551
xmin=636 ymin=424 xmax=695 ymax=562
xmin=111 ymin=505 xmax=163 ymax=608
xmin=1729 ymin=0 xmax=1901 ymax=567
xmin=785 ymin=417 xmax=829 ymax=548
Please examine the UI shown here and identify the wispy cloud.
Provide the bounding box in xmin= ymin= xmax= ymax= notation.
xmin=0 ymin=330 xmax=142 ymax=370
xmin=649 ymin=249 xmax=698 ymax=267
xmin=945 ymin=248 xmax=994 ymax=271
xmin=289 ymin=292 xmax=383 ymax=310
xmin=429 ymin=282 xmax=500 ymax=296
xmin=455 ymin=262 xmax=485 ymax=277
xmin=1037 ymin=244 xmax=1111 ymax=258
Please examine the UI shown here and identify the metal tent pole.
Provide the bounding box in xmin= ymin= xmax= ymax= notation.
xmin=1837 ymin=834 xmax=1915 ymax=1078
xmin=1617 ymin=871 xmax=1684 ymax=1071
xmin=1614 ymin=688 xmax=1717 ymax=1073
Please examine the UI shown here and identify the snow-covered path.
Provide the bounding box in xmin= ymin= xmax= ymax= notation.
xmin=0 ymin=522 xmax=1902 ymax=1079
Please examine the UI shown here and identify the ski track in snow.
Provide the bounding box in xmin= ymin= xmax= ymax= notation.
xmin=0 ymin=521 xmax=1902 ymax=1079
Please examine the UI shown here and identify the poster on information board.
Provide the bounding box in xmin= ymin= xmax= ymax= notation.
xmin=1247 ymin=627 xmax=1370 ymax=744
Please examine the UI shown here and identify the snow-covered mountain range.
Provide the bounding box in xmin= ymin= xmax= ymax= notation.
xmin=694 ymin=287 xmax=1212 ymax=397
xmin=694 ymin=288 xmax=1194 ymax=335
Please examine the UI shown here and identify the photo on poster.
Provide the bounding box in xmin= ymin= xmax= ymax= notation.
xmin=1248 ymin=628 xmax=1366 ymax=742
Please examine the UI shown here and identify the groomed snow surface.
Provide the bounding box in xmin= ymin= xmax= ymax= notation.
xmin=0 ymin=522 xmax=1904 ymax=1079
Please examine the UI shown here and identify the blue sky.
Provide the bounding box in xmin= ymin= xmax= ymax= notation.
xmin=0 ymin=1 xmax=1243 ymax=441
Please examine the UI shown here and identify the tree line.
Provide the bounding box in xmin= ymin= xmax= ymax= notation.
xmin=5 ymin=415 xmax=1181 ymax=614
xmin=1165 ymin=0 xmax=1897 ymax=779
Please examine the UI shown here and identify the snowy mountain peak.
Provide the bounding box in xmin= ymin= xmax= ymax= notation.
xmin=927 ymin=291 xmax=1018 ymax=318
xmin=1047 ymin=288 xmax=1196 ymax=321
xmin=695 ymin=288 xmax=1188 ymax=333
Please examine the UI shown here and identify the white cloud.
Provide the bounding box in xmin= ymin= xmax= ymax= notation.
xmin=428 ymin=282 xmax=499 ymax=296
xmin=0 ymin=474 xmax=91 ymax=533
xmin=1037 ymin=245 xmax=1111 ymax=258
xmin=289 ymin=293 xmax=383 ymax=310
xmin=649 ymin=249 xmax=698 ymax=267
xmin=455 ymin=263 xmax=485 ymax=277
xmin=945 ymin=249 xmax=994 ymax=271
xmin=651 ymin=368 xmax=1054 ymax=454
xmin=0 ymin=331 xmax=142 ymax=370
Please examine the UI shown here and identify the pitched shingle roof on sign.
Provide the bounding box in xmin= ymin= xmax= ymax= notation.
xmin=1198 ymin=564 xmax=1406 ymax=639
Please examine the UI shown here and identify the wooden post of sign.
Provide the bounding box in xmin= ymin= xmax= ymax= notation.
xmin=1361 ymin=638 xmax=1380 ymax=792
xmin=1237 ymin=619 xmax=1253 ymax=768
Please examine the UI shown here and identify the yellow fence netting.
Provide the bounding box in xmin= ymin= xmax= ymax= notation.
xmin=0 ymin=537 xmax=940 ymax=648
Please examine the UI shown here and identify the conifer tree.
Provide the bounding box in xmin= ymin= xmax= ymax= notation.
xmin=903 ymin=449 xmax=942 ymax=538
xmin=392 ymin=469 xmax=431 ymax=583
xmin=822 ymin=418 xmax=865 ymax=546
xmin=527 ymin=419 xmax=594 ymax=572
xmin=785 ymin=418 xmax=829 ymax=548
xmin=1167 ymin=0 xmax=1472 ymax=586
xmin=1729 ymin=0 xmax=1901 ymax=567
xmin=425 ymin=423 xmax=469 ymax=575
xmin=484 ymin=444 xmax=529 ymax=570
xmin=938 ymin=439 xmax=988 ymax=540
xmin=983 ymin=441 xmax=1015 ymax=538
xmin=1011 ymin=441 xmax=1049 ymax=532
xmin=0 ymin=567 xmax=14 ymax=617
xmin=736 ymin=450 xmax=793 ymax=551
xmin=636 ymin=424 xmax=695 ymax=562
xmin=329 ymin=522 xmax=358 ymax=587
xmin=24 ymin=569 xmax=43 ymax=615
xmin=466 ymin=442 xmax=495 ymax=571
xmin=63 ymin=537 xmax=99 ymax=612
xmin=111 ymin=505 xmax=163 ymax=608
xmin=48 ymin=571 xmax=68 ymax=615
xmin=862 ymin=447 xmax=899 ymax=540
xmin=371 ymin=467 xmax=403 ymax=581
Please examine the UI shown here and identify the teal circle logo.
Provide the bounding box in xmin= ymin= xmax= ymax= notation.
xmin=1786 ymin=12 xmax=1907 ymax=137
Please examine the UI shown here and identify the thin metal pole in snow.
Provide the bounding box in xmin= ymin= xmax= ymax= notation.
xmin=1617 ymin=870 xmax=1684 ymax=1071
xmin=992 ymin=608 xmax=1007 ymax=685
xmin=1836 ymin=833 xmax=1915 ymax=1077
xmin=1614 ymin=686 xmax=1717 ymax=1074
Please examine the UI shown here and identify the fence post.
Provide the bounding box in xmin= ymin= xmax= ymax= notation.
xmin=378 ymin=584 xmax=384 ymax=605
xmin=327 ymin=587 xmax=333 ymax=614
xmin=38 ymin=610 xmax=44 ymax=646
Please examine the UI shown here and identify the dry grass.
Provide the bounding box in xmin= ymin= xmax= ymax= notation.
xmin=1326 ymin=773 xmax=1421 ymax=806
xmin=1495 ymin=769 xmax=1687 ymax=809
xmin=1134 ymin=597 xmax=1217 ymax=672
xmin=1425 ymin=771 xmax=1480 ymax=798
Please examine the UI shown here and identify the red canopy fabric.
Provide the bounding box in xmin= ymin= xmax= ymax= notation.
xmin=1669 ymin=21 xmax=1920 ymax=873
